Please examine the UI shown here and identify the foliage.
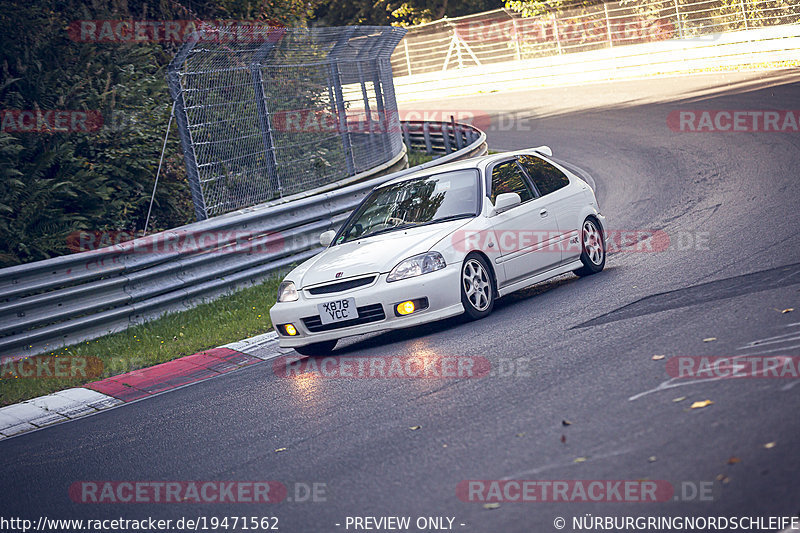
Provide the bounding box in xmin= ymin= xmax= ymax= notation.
xmin=0 ymin=0 xmax=317 ymax=268
xmin=313 ymin=0 xmax=504 ymax=27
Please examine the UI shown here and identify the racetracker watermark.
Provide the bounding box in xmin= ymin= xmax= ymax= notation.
xmin=68 ymin=20 xmax=285 ymax=43
xmin=1 ymin=110 xmax=103 ymax=133
xmin=68 ymin=481 xmax=294 ymax=504
xmin=270 ymin=109 xmax=541 ymax=133
xmin=452 ymin=229 xmax=686 ymax=254
xmin=66 ymin=230 xmax=284 ymax=255
xmin=452 ymin=16 xmax=674 ymax=45
xmin=667 ymin=356 xmax=800 ymax=379
xmin=668 ymin=110 xmax=800 ymax=132
xmin=0 ymin=356 xmax=103 ymax=380
xmin=456 ymin=480 xmax=705 ymax=503
xmin=273 ymin=355 xmax=492 ymax=379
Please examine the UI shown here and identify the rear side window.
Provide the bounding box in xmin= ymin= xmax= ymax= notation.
xmin=517 ymin=155 xmax=570 ymax=196
xmin=489 ymin=160 xmax=534 ymax=204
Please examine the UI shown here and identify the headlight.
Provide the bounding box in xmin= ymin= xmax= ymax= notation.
xmin=387 ymin=252 xmax=446 ymax=282
xmin=277 ymin=281 xmax=298 ymax=302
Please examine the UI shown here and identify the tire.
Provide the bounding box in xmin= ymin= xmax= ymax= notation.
xmin=573 ymin=217 xmax=606 ymax=277
xmin=294 ymin=340 xmax=337 ymax=356
xmin=461 ymin=254 xmax=495 ymax=320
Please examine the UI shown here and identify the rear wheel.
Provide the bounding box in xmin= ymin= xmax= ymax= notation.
xmin=573 ymin=217 xmax=605 ymax=277
xmin=294 ymin=340 xmax=337 ymax=356
xmin=461 ymin=255 xmax=494 ymax=320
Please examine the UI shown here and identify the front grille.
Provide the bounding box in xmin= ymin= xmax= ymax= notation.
xmin=306 ymin=275 xmax=377 ymax=295
xmin=302 ymin=303 xmax=386 ymax=332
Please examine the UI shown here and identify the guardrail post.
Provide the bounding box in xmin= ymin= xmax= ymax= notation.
xmin=423 ymin=122 xmax=432 ymax=154
xmin=251 ymin=40 xmax=283 ymax=198
xmin=167 ymin=33 xmax=207 ymax=221
xmin=441 ymin=123 xmax=452 ymax=154
xmin=451 ymin=116 xmax=463 ymax=150
xmin=402 ymin=122 xmax=412 ymax=151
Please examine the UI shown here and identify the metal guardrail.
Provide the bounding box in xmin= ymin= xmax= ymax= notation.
xmin=0 ymin=121 xmax=487 ymax=361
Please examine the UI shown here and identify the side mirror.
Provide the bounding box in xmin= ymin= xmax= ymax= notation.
xmin=319 ymin=230 xmax=336 ymax=247
xmin=533 ymin=145 xmax=553 ymax=157
xmin=494 ymin=192 xmax=522 ymax=214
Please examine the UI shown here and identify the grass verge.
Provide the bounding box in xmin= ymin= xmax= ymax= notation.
xmin=0 ymin=277 xmax=282 ymax=406
xmin=406 ymin=148 xmax=435 ymax=167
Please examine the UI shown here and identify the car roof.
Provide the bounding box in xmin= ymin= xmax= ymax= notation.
xmin=377 ymin=151 xmax=519 ymax=189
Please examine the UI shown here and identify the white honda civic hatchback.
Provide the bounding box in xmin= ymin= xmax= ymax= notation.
xmin=269 ymin=147 xmax=606 ymax=355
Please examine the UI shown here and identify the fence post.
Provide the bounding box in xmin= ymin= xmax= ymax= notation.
xmin=673 ymin=0 xmax=684 ymax=39
xmin=604 ymin=2 xmax=614 ymax=48
xmin=357 ymin=61 xmax=377 ymax=164
xmin=403 ymin=39 xmax=413 ymax=76
xmin=251 ymin=40 xmax=282 ymax=198
xmin=510 ymin=15 xmax=522 ymax=60
xmin=740 ymin=0 xmax=749 ymax=30
xmin=372 ymin=61 xmax=391 ymax=156
xmin=552 ymin=14 xmax=563 ymax=54
xmin=167 ymin=33 xmax=207 ymax=221
xmin=329 ymin=61 xmax=356 ymax=176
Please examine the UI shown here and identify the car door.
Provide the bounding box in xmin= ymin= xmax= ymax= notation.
xmin=487 ymin=158 xmax=561 ymax=286
xmin=517 ymin=154 xmax=586 ymax=262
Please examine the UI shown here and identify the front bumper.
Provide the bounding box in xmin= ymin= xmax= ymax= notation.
xmin=269 ymin=264 xmax=464 ymax=348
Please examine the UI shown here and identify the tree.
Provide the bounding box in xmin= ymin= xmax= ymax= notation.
xmin=313 ymin=0 xmax=504 ymax=27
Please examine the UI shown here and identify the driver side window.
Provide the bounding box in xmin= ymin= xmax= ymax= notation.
xmin=490 ymin=160 xmax=534 ymax=205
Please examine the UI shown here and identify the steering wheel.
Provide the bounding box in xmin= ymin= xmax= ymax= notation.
xmin=385 ymin=216 xmax=405 ymax=226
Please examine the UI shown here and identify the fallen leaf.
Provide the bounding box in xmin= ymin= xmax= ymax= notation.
xmin=672 ymin=396 xmax=686 ymax=403
xmin=483 ymin=503 xmax=500 ymax=510
xmin=516 ymin=432 xmax=525 ymax=437
xmin=703 ymin=337 xmax=717 ymax=342
xmin=409 ymin=425 xmax=421 ymax=431
xmin=275 ymin=448 xmax=287 ymax=453
xmin=560 ymin=435 xmax=566 ymax=443
xmin=574 ymin=457 xmax=587 ymax=463
xmin=715 ymin=474 xmax=725 ymax=481
xmin=562 ymin=419 xmax=572 ymax=426
xmin=648 ymin=456 xmax=657 ymax=463
xmin=727 ymin=456 xmax=741 ymax=465
xmin=764 ymin=442 xmax=776 ymax=449
xmin=651 ymin=355 xmax=666 ymax=361
xmin=781 ymin=308 xmax=794 ymax=314
xmin=690 ymin=400 xmax=714 ymax=409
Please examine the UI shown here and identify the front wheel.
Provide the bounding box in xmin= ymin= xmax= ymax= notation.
xmin=294 ymin=340 xmax=337 ymax=356
xmin=461 ymin=255 xmax=495 ymax=320
xmin=573 ymin=217 xmax=605 ymax=277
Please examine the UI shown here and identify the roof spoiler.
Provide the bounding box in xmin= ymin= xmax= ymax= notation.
xmin=532 ymin=145 xmax=553 ymax=157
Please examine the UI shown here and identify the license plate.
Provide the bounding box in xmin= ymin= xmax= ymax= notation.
xmin=318 ymin=298 xmax=358 ymax=325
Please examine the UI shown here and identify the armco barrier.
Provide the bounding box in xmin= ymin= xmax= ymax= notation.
xmin=0 ymin=121 xmax=487 ymax=361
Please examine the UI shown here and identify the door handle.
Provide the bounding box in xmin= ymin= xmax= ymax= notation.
xmin=539 ymin=209 xmax=548 ymax=217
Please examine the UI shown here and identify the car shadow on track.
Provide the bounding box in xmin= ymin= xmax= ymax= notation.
xmin=330 ymin=272 xmax=590 ymax=356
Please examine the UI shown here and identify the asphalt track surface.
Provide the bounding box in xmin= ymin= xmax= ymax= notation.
xmin=2 ymin=71 xmax=800 ymax=532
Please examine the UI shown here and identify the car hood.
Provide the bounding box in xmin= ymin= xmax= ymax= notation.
xmin=290 ymin=219 xmax=471 ymax=288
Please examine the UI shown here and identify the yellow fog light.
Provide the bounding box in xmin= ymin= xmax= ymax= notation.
xmin=397 ymin=301 xmax=416 ymax=315
xmin=284 ymin=324 xmax=298 ymax=336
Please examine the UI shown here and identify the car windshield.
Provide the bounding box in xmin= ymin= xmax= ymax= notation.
xmin=336 ymin=169 xmax=480 ymax=244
